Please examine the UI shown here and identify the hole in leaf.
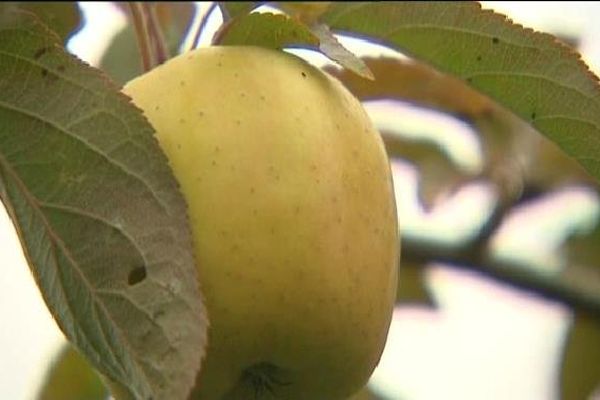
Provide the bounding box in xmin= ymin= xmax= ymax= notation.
xmin=492 ymin=37 xmax=500 ymax=44
xmin=128 ymin=266 xmax=147 ymax=286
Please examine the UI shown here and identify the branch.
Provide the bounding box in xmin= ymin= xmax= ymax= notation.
xmin=128 ymin=2 xmax=153 ymax=72
xmin=143 ymin=2 xmax=169 ymax=64
xmin=402 ymin=237 xmax=600 ymax=319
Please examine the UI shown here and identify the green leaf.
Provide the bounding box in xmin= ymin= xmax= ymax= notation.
xmin=0 ymin=2 xmax=82 ymax=43
xmin=0 ymin=11 xmax=207 ymax=400
xmin=560 ymin=311 xmax=600 ymax=400
xmin=312 ymin=23 xmax=373 ymax=80
xmin=36 ymin=344 xmax=107 ymax=400
xmin=217 ymin=12 xmax=319 ymax=49
xmin=99 ymin=23 xmax=141 ymax=87
xmin=322 ymin=2 xmax=600 ymax=184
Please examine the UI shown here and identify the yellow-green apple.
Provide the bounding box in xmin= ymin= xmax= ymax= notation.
xmin=123 ymin=45 xmax=399 ymax=400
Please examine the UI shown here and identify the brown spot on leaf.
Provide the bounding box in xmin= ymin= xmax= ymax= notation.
xmin=33 ymin=46 xmax=51 ymax=59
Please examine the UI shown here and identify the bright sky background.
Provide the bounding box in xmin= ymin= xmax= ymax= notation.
xmin=1 ymin=2 xmax=599 ymax=400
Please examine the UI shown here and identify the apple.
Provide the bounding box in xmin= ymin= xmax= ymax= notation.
xmin=123 ymin=46 xmax=399 ymax=400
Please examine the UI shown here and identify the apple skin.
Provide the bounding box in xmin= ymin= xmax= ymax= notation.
xmin=123 ymin=46 xmax=399 ymax=400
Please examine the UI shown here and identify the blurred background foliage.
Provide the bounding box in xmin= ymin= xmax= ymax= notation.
xmin=36 ymin=346 xmax=108 ymax=400
xmin=0 ymin=1 xmax=598 ymax=399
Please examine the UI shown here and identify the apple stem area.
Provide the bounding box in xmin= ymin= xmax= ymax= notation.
xmin=223 ymin=362 xmax=291 ymax=399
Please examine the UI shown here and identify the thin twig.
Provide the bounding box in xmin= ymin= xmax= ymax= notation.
xmin=189 ymin=2 xmax=219 ymax=50
xmin=129 ymin=2 xmax=153 ymax=72
xmin=217 ymin=1 xmax=232 ymax=23
xmin=402 ymin=237 xmax=600 ymax=319
xmin=143 ymin=2 xmax=169 ymax=64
